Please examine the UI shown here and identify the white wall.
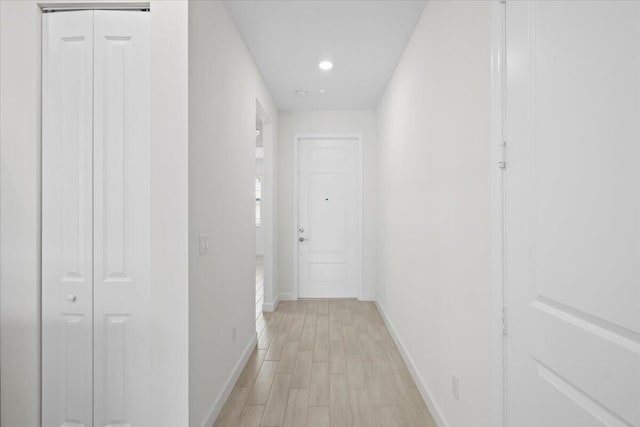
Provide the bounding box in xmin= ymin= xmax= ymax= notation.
xmin=276 ymin=111 xmax=377 ymax=301
xmin=0 ymin=2 xmax=190 ymax=426
xmin=375 ymin=2 xmax=493 ymax=427
xmin=149 ymin=3 xmax=190 ymax=426
xmin=187 ymin=2 xmax=277 ymax=426
xmin=0 ymin=4 xmax=41 ymax=425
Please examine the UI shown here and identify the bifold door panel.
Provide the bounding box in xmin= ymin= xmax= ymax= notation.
xmin=505 ymin=2 xmax=640 ymax=426
xmin=42 ymin=11 xmax=94 ymax=426
xmin=92 ymin=11 xmax=150 ymax=427
xmin=43 ymin=10 xmax=150 ymax=427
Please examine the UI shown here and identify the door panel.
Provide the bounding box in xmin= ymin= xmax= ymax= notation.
xmin=92 ymin=10 xmax=151 ymax=427
xmin=42 ymin=10 xmax=94 ymax=427
xmin=505 ymin=2 xmax=640 ymax=426
xmin=298 ymin=138 xmax=361 ymax=298
xmin=309 ymin=173 xmax=347 ymax=252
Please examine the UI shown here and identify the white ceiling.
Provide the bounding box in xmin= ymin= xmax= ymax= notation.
xmin=224 ymin=0 xmax=426 ymax=111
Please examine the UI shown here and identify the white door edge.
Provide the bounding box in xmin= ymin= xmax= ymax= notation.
xmin=292 ymin=132 xmax=363 ymax=300
xmin=490 ymin=1 xmax=507 ymax=426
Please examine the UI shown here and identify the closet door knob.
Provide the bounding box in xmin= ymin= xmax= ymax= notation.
xmin=67 ymin=294 xmax=77 ymax=302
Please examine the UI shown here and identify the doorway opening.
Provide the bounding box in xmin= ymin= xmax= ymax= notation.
xmin=254 ymin=100 xmax=275 ymax=338
xmin=255 ymin=115 xmax=265 ymax=320
xmin=41 ymin=9 xmax=151 ymax=425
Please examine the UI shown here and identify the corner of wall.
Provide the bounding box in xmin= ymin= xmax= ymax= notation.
xmin=187 ymin=2 xmax=279 ymax=426
xmin=262 ymin=295 xmax=280 ymax=312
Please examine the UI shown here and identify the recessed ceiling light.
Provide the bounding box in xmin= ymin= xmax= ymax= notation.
xmin=295 ymin=89 xmax=308 ymax=97
xmin=319 ymin=89 xmax=327 ymax=95
xmin=318 ymin=60 xmax=333 ymax=71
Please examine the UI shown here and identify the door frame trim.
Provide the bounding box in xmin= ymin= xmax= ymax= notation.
xmin=256 ymin=99 xmax=277 ymax=312
xmin=491 ymin=1 xmax=507 ymax=427
xmin=292 ymin=132 xmax=363 ymax=300
xmin=39 ymin=3 xmax=150 ymax=12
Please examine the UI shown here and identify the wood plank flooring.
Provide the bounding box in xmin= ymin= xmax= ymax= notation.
xmin=214 ymin=300 xmax=437 ymax=427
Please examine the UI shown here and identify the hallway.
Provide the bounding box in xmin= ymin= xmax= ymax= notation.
xmin=215 ymin=300 xmax=436 ymax=427
xmin=3 ymin=2 xmax=640 ymax=427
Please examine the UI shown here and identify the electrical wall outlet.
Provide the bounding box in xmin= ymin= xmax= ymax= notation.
xmin=198 ymin=233 xmax=209 ymax=255
xmin=451 ymin=374 xmax=460 ymax=400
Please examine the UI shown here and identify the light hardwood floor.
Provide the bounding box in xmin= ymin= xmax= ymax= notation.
xmin=214 ymin=300 xmax=437 ymax=427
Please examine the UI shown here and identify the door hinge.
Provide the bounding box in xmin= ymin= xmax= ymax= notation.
xmin=502 ymin=307 xmax=508 ymax=336
xmin=498 ymin=140 xmax=507 ymax=169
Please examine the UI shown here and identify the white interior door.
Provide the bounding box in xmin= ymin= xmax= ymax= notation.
xmin=43 ymin=9 xmax=150 ymax=427
xmin=505 ymin=2 xmax=640 ymax=426
xmin=297 ymin=136 xmax=361 ymax=298
xmin=92 ymin=10 xmax=150 ymax=427
xmin=42 ymin=10 xmax=94 ymax=427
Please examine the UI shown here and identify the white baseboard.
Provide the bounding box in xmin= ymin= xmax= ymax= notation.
xmin=262 ymin=295 xmax=279 ymax=312
xmin=263 ymin=293 xmax=295 ymax=312
xmin=201 ymin=333 xmax=258 ymax=427
xmin=278 ymin=292 xmax=296 ymax=301
xmin=358 ymin=293 xmax=376 ymax=301
xmin=375 ymin=300 xmax=449 ymax=427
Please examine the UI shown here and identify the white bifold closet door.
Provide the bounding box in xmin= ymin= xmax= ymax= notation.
xmin=42 ymin=10 xmax=150 ymax=427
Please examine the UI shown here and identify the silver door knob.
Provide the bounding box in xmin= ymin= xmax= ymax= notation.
xmin=299 ymin=237 xmax=307 ymax=242
xmin=67 ymin=294 xmax=77 ymax=302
